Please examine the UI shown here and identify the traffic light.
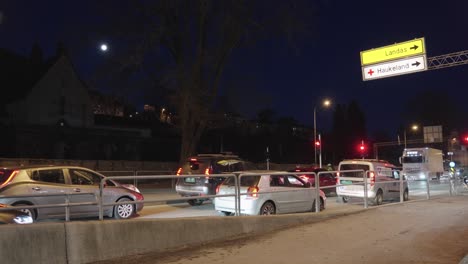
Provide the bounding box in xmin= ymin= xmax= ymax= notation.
xmin=358 ymin=143 xmax=366 ymax=152
xmin=462 ymin=135 xmax=468 ymax=145
xmin=358 ymin=141 xmax=367 ymax=158
xmin=315 ymin=140 xmax=321 ymax=147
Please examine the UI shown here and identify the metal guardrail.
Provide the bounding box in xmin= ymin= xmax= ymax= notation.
xmin=0 ymin=169 xmax=460 ymax=223
xmin=0 ymin=192 xmax=97 ymax=222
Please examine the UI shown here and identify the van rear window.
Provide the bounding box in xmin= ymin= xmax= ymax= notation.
xmin=224 ymin=175 xmax=260 ymax=187
xmin=339 ymin=164 xmax=368 ymax=177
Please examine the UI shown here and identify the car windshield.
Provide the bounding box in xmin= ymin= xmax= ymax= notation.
xmin=339 ymin=164 xmax=369 ymax=177
xmin=224 ymin=175 xmax=260 ymax=187
xmin=0 ymin=169 xmax=14 ymax=185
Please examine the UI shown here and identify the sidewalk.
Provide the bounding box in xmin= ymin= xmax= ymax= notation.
xmin=95 ymin=195 xmax=468 ymax=264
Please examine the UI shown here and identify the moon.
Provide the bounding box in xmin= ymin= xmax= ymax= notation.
xmin=100 ymin=44 xmax=108 ymax=52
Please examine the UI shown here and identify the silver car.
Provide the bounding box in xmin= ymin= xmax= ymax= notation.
xmin=0 ymin=165 xmax=144 ymax=221
xmin=214 ymin=170 xmax=326 ymax=216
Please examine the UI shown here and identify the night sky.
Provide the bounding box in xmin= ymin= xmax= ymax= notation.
xmin=2 ymin=0 xmax=468 ymax=138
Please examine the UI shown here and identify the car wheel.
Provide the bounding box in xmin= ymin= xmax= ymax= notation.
xmin=113 ymin=198 xmax=135 ymax=219
xmin=341 ymin=196 xmax=350 ymax=203
xmin=311 ymin=198 xmax=325 ymax=212
xmin=13 ymin=203 xmax=36 ymax=220
xmin=259 ymin=201 xmax=276 ymax=215
xmin=373 ymin=190 xmax=383 ymax=206
xmin=187 ymin=199 xmax=203 ymax=206
xmin=403 ymin=188 xmax=409 ymax=201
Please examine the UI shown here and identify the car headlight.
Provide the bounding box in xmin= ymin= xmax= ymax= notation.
xmin=13 ymin=215 xmax=33 ymax=224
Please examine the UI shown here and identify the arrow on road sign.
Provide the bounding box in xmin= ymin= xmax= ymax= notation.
xmin=410 ymin=45 xmax=419 ymax=50
xmin=412 ymin=61 xmax=421 ymax=67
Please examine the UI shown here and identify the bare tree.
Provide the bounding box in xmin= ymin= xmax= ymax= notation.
xmin=100 ymin=0 xmax=314 ymax=162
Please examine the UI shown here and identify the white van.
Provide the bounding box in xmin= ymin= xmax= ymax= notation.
xmin=336 ymin=159 xmax=409 ymax=205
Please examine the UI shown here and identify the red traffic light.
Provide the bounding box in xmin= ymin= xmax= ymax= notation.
xmin=315 ymin=140 xmax=321 ymax=146
xmin=358 ymin=143 xmax=366 ymax=153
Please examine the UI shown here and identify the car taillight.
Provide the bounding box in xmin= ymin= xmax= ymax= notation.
xmin=176 ymin=167 xmax=182 ymax=175
xmin=216 ymin=185 xmax=221 ymax=194
xmin=204 ymin=167 xmax=213 ymax=179
xmin=247 ymin=186 xmax=259 ymax=197
xmin=134 ymin=192 xmax=144 ymax=201
xmin=0 ymin=170 xmax=18 ymax=188
xmin=368 ymin=171 xmax=375 ymax=186
xmin=336 ymin=172 xmax=340 ymax=184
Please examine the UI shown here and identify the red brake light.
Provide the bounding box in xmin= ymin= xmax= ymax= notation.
xmin=216 ymin=185 xmax=221 ymax=194
xmin=247 ymin=186 xmax=259 ymax=197
xmin=176 ymin=168 xmax=182 ymax=175
xmin=190 ymin=158 xmax=197 ymax=162
xmin=336 ymin=172 xmax=340 ymax=184
xmin=0 ymin=170 xmax=18 ymax=188
xmin=368 ymin=171 xmax=376 ymax=186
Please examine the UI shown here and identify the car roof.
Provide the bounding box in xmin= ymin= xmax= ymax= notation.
xmin=233 ymin=170 xmax=288 ymax=175
xmin=288 ymin=167 xmax=326 ymax=172
xmin=0 ymin=165 xmax=97 ymax=171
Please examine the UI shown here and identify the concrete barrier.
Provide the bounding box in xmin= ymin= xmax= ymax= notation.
xmin=66 ymin=214 xmax=341 ymax=264
xmin=0 ymin=210 xmax=364 ymax=264
xmin=0 ymin=223 xmax=67 ymax=264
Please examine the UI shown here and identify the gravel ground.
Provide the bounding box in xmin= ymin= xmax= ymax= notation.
xmin=92 ymin=196 xmax=468 ymax=264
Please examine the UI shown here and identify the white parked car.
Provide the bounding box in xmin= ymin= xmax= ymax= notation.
xmin=214 ymin=170 xmax=326 ymax=216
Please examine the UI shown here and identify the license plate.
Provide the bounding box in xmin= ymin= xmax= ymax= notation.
xmin=341 ymin=180 xmax=353 ymax=185
xmin=184 ymin=177 xmax=196 ymax=183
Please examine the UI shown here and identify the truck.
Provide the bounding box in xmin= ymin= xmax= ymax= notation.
xmin=401 ymin=147 xmax=444 ymax=180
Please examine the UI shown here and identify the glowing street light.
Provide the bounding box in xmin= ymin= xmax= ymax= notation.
xmin=314 ymin=98 xmax=332 ymax=168
xmin=404 ymin=124 xmax=419 ymax=148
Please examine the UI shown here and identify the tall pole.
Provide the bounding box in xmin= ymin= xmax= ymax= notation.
xmin=318 ymin=133 xmax=322 ymax=168
xmin=404 ymin=130 xmax=407 ymax=149
xmin=314 ymin=106 xmax=317 ymax=165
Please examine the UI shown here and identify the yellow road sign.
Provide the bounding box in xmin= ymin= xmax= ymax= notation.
xmin=360 ymin=38 xmax=426 ymax=66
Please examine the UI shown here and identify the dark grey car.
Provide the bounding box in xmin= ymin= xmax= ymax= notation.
xmin=175 ymin=153 xmax=245 ymax=206
xmin=0 ymin=165 xmax=144 ymax=221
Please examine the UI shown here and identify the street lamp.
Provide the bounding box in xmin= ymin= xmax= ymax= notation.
xmin=404 ymin=124 xmax=419 ymax=148
xmin=314 ymin=99 xmax=332 ymax=167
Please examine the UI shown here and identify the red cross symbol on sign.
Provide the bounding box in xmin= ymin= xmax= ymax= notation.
xmin=367 ymin=69 xmax=374 ymax=76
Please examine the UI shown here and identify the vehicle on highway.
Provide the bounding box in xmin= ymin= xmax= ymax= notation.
xmin=288 ymin=166 xmax=337 ymax=196
xmin=214 ymin=170 xmax=326 ymax=216
xmin=175 ymin=153 xmax=245 ymax=206
xmin=336 ymin=159 xmax=408 ymax=205
xmin=401 ymin=147 xmax=444 ymax=180
xmin=0 ymin=203 xmax=33 ymax=224
xmin=0 ymin=165 xmax=144 ymax=221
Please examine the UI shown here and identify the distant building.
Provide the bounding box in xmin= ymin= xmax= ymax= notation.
xmin=90 ymin=91 xmax=125 ymax=117
xmin=6 ymin=50 xmax=93 ymax=127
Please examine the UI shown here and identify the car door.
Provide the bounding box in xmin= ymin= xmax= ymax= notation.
xmin=284 ymin=174 xmax=313 ymax=212
xmin=268 ymin=175 xmax=292 ymax=213
xmin=29 ymin=168 xmax=69 ymax=218
xmin=67 ymin=168 xmax=103 ymax=216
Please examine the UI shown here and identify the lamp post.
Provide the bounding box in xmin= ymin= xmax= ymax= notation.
xmin=404 ymin=124 xmax=419 ymax=148
xmin=314 ymin=99 xmax=331 ymax=167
